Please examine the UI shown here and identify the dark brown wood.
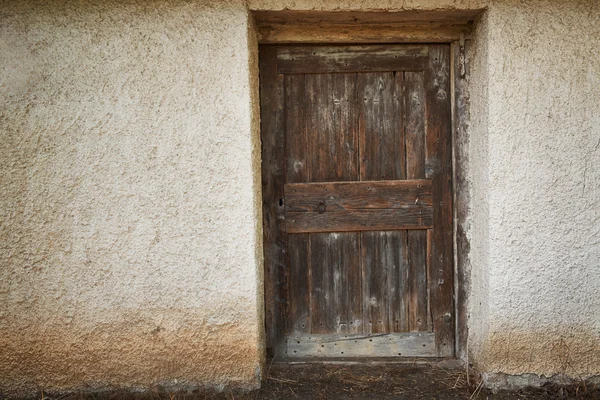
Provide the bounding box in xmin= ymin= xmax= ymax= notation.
xmin=357 ymin=70 xmax=410 ymax=336
xmin=403 ymin=70 xmax=429 ymax=333
xmin=425 ymin=45 xmax=454 ymax=357
xmin=285 ymin=180 xmax=432 ymax=212
xmin=253 ymin=10 xmax=482 ymax=25
xmin=277 ymin=46 xmax=429 ymax=74
xmin=304 ymin=69 xmax=362 ymax=337
xmin=285 ymin=74 xmax=310 ymax=336
xmin=287 ymin=208 xmax=433 ymax=234
xmin=260 ymin=43 xmax=455 ymax=359
xmin=310 ymin=233 xmax=360 ymax=334
xmin=259 ymin=46 xmax=287 ymax=356
xmin=305 ymin=73 xmax=358 ymax=182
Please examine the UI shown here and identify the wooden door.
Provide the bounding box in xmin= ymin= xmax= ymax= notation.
xmin=260 ymin=44 xmax=454 ymax=359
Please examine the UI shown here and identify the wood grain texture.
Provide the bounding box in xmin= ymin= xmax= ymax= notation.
xmin=287 ymin=208 xmax=433 ymax=234
xmin=425 ymin=45 xmax=455 ymax=357
xmin=286 ymin=333 xmax=436 ymax=358
xmin=285 ymin=74 xmax=310 ymax=336
xmin=453 ymin=39 xmax=471 ymax=360
xmin=310 ymin=233 xmax=360 ymax=334
xmin=278 ymin=46 xmax=428 ymax=74
xmin=304 ymin=71 xmax=361 ymax=337
xmin=259 ymin=46 xmax=287 ymax=356
xmin=404 ymin=70 xmax=430 ymax=333
xmin=285 ymin=180 xmax=432 ymax=212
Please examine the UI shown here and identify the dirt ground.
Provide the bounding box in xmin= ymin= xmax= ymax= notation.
xmin=25 ymin=363 xmax=600 ymax=400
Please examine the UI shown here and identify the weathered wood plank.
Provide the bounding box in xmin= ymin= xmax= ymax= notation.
xmin=259 ymin=24 xmax=471 ymax=44
xmin=362 ymin=231 xmax=409 ymax=334
xmin=306 ymin=73 xmax=358 ymax=182
xmin=358 ymin=72 xmax=405 ymax=181
xmin=310 ymin=233 xmax=360 ymax=334
xmin=407 ymin=230 xmax=429 ymax=331
xmin=286 ymin=333 xmax=436 ymax=358
xmin=278 ymin=45 xmax=429 ymax=74
xmin=305 ymin=72 xmax=361 ymax=336
xmin=287 ymin=208 xmax=433 ymax=234
xmin=285 ymin=180 xmax=432 ymax=212
xmin=285 ymin=74 xmax=310 ymax=335
xmin=288 ymin=234 xmax=310 ymax=334
xmin=453 ymin=39 xmax=471 ymax=360
xmin=357 ymin=71 xmax=410 ymax=335
xmin=425 ymin=45 xmax=454 ymax=357
xmin=404 ymin=70 xmax=430 ymax=333
xmin=253 ymin=10 xmax=482 ymax=25
xmin=259 ymin=46 xmax=287 ymax=356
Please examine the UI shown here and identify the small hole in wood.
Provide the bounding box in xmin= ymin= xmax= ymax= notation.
xmin=321 ymin=345 xmax=324 ymax=347
xmin=293 ymin=350 xmax=297 ymax=353
xmin=398 ymin=353 xmax=402 ymax=356
xmin=297 ymin=341 xmax=300 ymax=344
xmin=369 ymin=339 xmax=372 ymax=342
xmin=341 ymin=352 xmax=344 ymax=354
xmin=423 ymin=344 xmax=426 ymax=347
xmin=278 ymin=198 xmax=283 ymax=207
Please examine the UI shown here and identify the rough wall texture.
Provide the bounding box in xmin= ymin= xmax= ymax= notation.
xmin=480 ymin=0 xmax=600 ymax=380
xmin=1 ymin=0 xmax=599 ymax=394
xmin=0 ymin=0 xmax=263 ymax=394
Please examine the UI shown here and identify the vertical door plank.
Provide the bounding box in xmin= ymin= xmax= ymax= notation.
xmin=358 ymin=72 xmax=408 ymax=334
xmin=425 ymin=45 xmax=454 ymax=357
xmin=259 ymin=46 xmax=287 ymax=355
xmin=306 ymin=72 xmax=361 ymax=335
xmin=362 ymin=231 xmax=409 ymax=333
xmin=358 ymin=72 xmax=405 ymax=181
xmin=285 ymin=74 xmax=311 ymax=335
xmin=306 ymin=73 xmax=358 ymax=182
xmin=404 ymin=71 xmax=430 ymax=332
xmin=310 ymin=233 xmax=360 ymax=334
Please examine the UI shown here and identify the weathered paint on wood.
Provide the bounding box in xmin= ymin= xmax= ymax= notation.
xmin=277 ymin=45 xmax=429 ymax=74
xmin=286 ymin=333 xmax=436 ymax=358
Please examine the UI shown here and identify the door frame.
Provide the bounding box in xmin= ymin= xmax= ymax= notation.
xmin=251 ymin=10 xmax=478 ymax=361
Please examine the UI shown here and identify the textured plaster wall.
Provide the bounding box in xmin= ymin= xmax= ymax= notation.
xmin=479 ymin=0 xmax=600 ymax=381
xmin=0 ymin=0 xmax=263 ymax=395
xmin=1 ymin=0 xmax=599 ymax=394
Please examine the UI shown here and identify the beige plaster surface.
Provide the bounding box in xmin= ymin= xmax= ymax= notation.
xmin=1 ymin=0 xmax=599 ymax=394
xmin=1 ymin=0 xmax=262 ymax=394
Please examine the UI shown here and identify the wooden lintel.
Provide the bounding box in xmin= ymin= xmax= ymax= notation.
xmin=258 ymin=23 xmax=471 ymax=44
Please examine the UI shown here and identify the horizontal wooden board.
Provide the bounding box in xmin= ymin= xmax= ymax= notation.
xmin=285 ymin=180 xmax=432 ymax=212
xmin=253 ymin=10 xmax=482 ymax=25
xmin=259 ymin=24 xmax=471 ymax=44
xmin=277 ymin=45 xmax=429 ymax=74
xmin=286 ymin=208 xmax=433 ymax=233
xmin=286 ymin=333 xmax=436 ymax=357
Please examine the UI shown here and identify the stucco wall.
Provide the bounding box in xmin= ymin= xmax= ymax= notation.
xmin=0 ymin=0 xmax=263 ymax=394
xmin=1 ymin=0 xmax=599 ymax=394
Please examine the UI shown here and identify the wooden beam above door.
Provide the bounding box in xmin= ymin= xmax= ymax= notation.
xmin=252 ymin=10 xmax=480 ymax=44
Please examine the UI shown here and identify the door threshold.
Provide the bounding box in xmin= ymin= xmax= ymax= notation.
xmin=270 ymin=357 xmax=462 ymax=368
